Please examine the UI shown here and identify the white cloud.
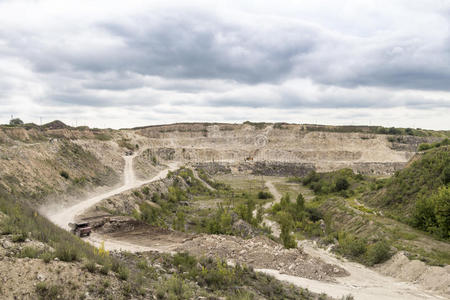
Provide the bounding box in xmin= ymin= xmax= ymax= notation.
xmin=0 ymin=0 xmax=449 ymax=129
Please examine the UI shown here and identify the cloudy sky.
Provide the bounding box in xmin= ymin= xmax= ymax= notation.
xmin=0 ymin=0 xmax=449 ymax=129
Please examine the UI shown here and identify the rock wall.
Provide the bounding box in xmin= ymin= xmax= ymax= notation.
xmin=135 ymin=124 xmax=442 ymax=176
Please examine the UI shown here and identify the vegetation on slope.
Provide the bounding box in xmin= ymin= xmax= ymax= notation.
xmin=0 ymin=192 xmax=323 ymax=299
xmin=128 ymin=167 xmax=272 ymax=238
xmin=367 ymin=146 xmax=449 ymax=238
xmin=292 ymin=157 xmax=450 ymax=265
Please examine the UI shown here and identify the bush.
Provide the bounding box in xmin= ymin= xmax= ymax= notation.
xmin=142 ymin=186 xmax=150 ymax=196
xmin=55 ymin=243 xmax=79 ymax=262
xmin=138 ymin=202 xmax=159 ymax=225
xmin=12 ymin=231 xmax=27 ymax=242
xmin=257 ymin=191 xmax=273 ymax=199
xmin=18 ymin=246 xmax=41 ymax=258
xmin=366 ymin=241 xmax=391 ymax=265
xmin=336 ymin=232 xmax=367 ymax=259
xmin=35 ymin=282 xmax=63 ymax=300
xmin=277 ymin=211 xmax=296 ymax=249
xmin=118 ymin=266 xmax=129 ymax=280
xmin=156 ymin=275 xmax=193 ymax=299
xmin=206 ymin=204 xmax=233 ymax=235
xmin=335 ymin=178 xmax=350 ymax=191
xmin=84 ymin=260 xmax=97 ymax=273
xmin=100 ymin=263 xmax=111 ymax=275
xmin=412 ymin=186 xmax=450 ymax=239
xmin=9 ymin=118 xmax=23 ymax=126
xmin=302 ymin=171 xmax=320 ymax=186
xmin=287 ymin=177 xmax=303 ymax=183
xmin=40 ymin=251 xmax=53 ymax=263
xmin=418 ymin=143 xmax=432 ymax=151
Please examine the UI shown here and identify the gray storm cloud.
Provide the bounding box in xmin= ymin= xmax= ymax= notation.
xmin=0 ymin=0 xmax=449 ymax=129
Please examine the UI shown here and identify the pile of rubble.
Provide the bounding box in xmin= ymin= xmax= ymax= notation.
xmin=178 ymin=234 xmax=348 ymax=281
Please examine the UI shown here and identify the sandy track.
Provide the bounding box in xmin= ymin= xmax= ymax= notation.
xmin=261 ymin=180 xmax=281 ymax=237
xmin=48 ymin=155 xmax=179 ymax=230
xmin=46 ymin=156 xmax=446 ymax=299
xmin=258 ymin=181 xmax=446 ymax=300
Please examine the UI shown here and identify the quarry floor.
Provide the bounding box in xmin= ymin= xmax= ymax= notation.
xmin=46 ymin=156 xmax=448 ymax=300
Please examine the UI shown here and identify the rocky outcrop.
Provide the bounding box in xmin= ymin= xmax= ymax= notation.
xmin=136 ymin=124 xmax=444 ymax=175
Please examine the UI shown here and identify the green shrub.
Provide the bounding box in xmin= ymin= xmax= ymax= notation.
xmin=9 ymin=118 xmax=23 ymax=126
xmin=35 ymin=282 xmax=63 ymax=300
xmin=55 ymin=243 xmax=79 ymax=262
xmin=100 ymin=263 xmax=111 ymax=275
xmin=152 ymin=192 xmax=161 ymax=203
xmin=277 ymin=211 xmax=296 ymax=249
xmin=40 ymin=251 xmax=53 ymax=263
xmin=173 ymin=211 xmax=185 ymax=231
xmin=138 ymin=202 xmax=159 ymax=225
xmin=156 ymin=275 xmax=193 ymax=299
xmin=11 ymin=231 xmax=27 ymax=242
xmin=413 ymin=186 xmax=450 ymax=238
xmin=302 ymin=171 xmax=320 ymax=186
xmin=336 ymin=232 xmax=367 ymax=259
xmin=206 ymin=204 xmax=233 ymax=235
xmin=18 ymin=246 xmax=41 ymax=258
xmin=257 ymin=191 xmax=273 ymax=199
xmin=83 ymin=260 xmax=97 ymax=273
xmin=142 ymin=186 xmax=150 ymax=196
xmin=335 ymin=178 xmax=350 ymax=191
xmin=137 ymin=259 xmax=149 ymax=270
xmin=287 ymin=177 xmax=303 ymax=183
xmin=366 ymin=241 xmax=391 ymax=265
xmin=118 ymin=266 xmax=129 ymax=280
xmin=418 ymin=143 xmax=432 ymax=151
xmin=235 ymin=198 xmax=256 ymax=225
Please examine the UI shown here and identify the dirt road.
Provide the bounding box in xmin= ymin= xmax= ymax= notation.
xmin=258 ymin=181 xmax=446 ymax=300
xmin=46 ymin=159 xmax=446 ymax=299
xmin=48 ymin=155 xmax=179 ymax=230
xmin=261 ymin=180 xmax=281 ymax=237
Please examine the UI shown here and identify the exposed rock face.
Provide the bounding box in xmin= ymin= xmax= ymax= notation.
xmin=136 ymin=124 xmax=439 ymax=175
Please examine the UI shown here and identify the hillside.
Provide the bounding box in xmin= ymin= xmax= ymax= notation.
xmin=0 ymin=121 xmax=448 ymax=299
xmin=0 ymin=124 xmax=329 ymax=299
xmin=134 ymin=123 xmax=443 ymax=176
xmin=366 ymin=146 xmax=449 ymax=224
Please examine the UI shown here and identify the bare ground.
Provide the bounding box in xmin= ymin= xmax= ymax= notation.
xmin=177 ymin=234 xmax=348 ymax=281
xmin=46 ymin=152 xmax=449 ymax=300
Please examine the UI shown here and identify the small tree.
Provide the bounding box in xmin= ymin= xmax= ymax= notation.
xmin=277 ymin=211 xmax=296 ymax=249
xmin=433 ymin=186 xmax=450 ymax=239
xmin=9 ymin=118 xmax=23 ymax=126
xmin=335 ymin=178 xmax=350 ymax=191
xmin=280 ymin=193 xmax=291 ymax=210
xmin=296 ymin=193 xmax=305 ymax=212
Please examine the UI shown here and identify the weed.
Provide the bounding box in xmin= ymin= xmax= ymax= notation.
xmin=40 ymin=251 xmax=53 ymax=263
xmin=55 ymin=243 xmax=79 ymax=262
xmin=35 ymin=282 xmax=63 ymax=300
xmin=11 ymin=231 xmax=27 ymax=242
xmin=98 ymin=262 xmax=110 ymax=275
xmin=18 ymin=246 xmax=41 ymax=258
xmin=83 ymin=260 xmax=97 ymax=273
xmin=118 ymin=266 xmax=129 ymax=281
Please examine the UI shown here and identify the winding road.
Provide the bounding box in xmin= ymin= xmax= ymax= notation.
xmin=48 ymin=155 xmax=179 ymax=230
xmin=258 ymin=179 xmax=445 ymax=300
xmin=46 ymin=157 xmax=445 ymax=300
